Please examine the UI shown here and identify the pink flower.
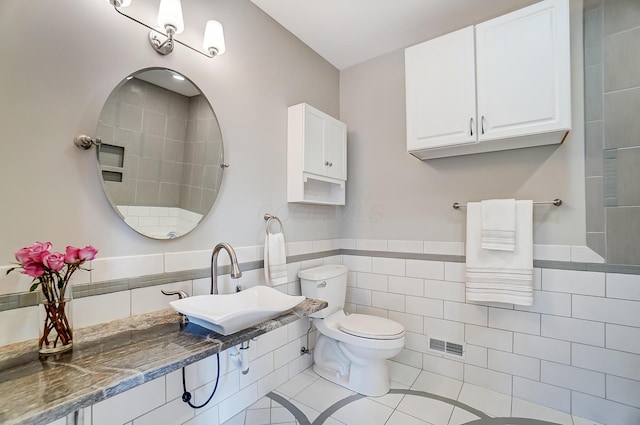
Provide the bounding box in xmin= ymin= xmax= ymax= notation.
xmin=64 ymin=246 xmax=81 ymax=264
xmin=42 ymin=252 xmax=65 ymax=272
xmin=8 ymin=242 xmax=98 ymax=294
xmin=14 ymin=247 xmax=33 ymax=266
xmin=28 ymin=241 xmax=52 ymax=262
xmin=78 ymin=245 xmax=98 ymax=262
xmin=22 ymin=259 xmax=45 ymax=278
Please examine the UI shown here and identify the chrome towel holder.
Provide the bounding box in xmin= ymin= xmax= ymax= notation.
xmin=452 ymin=199 xmax=563 ymax=210
xmin=264 ymin=213 xmax=283 ymax=234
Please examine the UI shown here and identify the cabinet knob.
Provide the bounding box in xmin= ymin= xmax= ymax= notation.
xmin=325 ymin=161 xmax=333 ymax=166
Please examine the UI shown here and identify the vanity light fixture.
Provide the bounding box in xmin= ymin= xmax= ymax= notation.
xmin=107 ymin=0 xmax=226 ymax=58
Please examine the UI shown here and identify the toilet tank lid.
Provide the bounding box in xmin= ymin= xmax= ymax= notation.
xmin=298 ymin=264 xmax=348 ymax=280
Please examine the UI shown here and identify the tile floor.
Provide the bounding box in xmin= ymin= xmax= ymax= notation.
xmin=222 ymin=362 xmax=600 ymax=425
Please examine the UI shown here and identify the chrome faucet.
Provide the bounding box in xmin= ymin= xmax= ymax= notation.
xmin=211 ymin=242 xmax=242 ymax=294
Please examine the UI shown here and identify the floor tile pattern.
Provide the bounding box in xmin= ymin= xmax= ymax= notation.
xmin=223 ymin=365 xmax=599 ymax=425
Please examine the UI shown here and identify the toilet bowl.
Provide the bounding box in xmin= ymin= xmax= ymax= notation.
xmin=299 ymin=265 xmax=405 ymax=396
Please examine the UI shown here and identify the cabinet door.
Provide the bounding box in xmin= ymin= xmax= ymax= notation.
xmin=475 ymin=0 xmax=571 ymax=141
xmin=324 ymin=119 xmax=346 ymax=180
xmin=405 ymin=26 xmax=477 ymax=151
xmin=303 ymin=107 xmax=327 ymax=177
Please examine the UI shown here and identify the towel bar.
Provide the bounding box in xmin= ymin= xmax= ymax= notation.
xmin=264 ymin=213 xmax=284 ymax=234
xmin=452 ymin=199 xmax=562 ymax=210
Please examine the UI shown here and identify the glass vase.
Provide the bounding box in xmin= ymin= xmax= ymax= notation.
xmin=39 ymin=297 xmax=73 ymax=355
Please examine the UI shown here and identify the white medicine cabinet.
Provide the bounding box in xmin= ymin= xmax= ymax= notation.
xmin=405 ymin=0 xmax=571 ymax=159
xmin=287 ymin=103 xmax=347 ymax=205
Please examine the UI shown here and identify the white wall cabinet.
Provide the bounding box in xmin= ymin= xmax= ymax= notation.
xmin=405 ymin=0 xmax=571 ymax=160
xmin=406 ymin=26 xmax=477 ymax=151
xmin=288 ymin=103 xmax=347 ymax=205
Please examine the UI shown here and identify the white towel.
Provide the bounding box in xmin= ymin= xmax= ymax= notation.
xmin=264 ymin=232 xmax=288 ymax=286
xmin=481 ymin=199 xmax=516 ymax=251
xmin=466 ymin=200 xmax=534 ymax=306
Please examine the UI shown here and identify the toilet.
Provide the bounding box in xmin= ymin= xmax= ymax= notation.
xmin=299 ymin=264 xmax=405 ymax=396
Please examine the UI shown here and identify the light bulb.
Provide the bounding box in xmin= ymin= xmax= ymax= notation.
xmin=157 ymin=0 xmax=184 ymax=34
xmin=203 ymin=20 xmax=225 ymax=56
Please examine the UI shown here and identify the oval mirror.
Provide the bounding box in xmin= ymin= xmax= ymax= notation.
xmin=95 ymin=68 xmax=224 ymax=239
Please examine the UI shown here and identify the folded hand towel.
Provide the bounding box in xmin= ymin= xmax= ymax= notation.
xmin=481 ymin=198 xmax=516 ymax=251
xmin=264 ymin=232 xmax=288 ymax=286
xmin=466 ymin=200 xmax=533 ymax=306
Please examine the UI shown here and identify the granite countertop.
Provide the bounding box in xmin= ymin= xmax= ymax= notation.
xmin=0 ymin=298 xmax=327 ymax=425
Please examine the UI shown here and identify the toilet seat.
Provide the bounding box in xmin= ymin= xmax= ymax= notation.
xmin=339 ymin=314 xmax=404 ymax=340
xmin=313 ymin=311 xmax=405 ymax=350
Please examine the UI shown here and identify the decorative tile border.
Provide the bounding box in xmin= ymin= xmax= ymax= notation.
xmin=0 ymin=292 xmax=38 ymax=311
xmin=0 ymin=251 xmax=337 ymax=312
xmin=265 ymin=389 xmax=566 ymax=425
xmin=1 ymin=247 xmax=638 ymax=313
xmin=341 ymin=249 xmax=465 ymax=263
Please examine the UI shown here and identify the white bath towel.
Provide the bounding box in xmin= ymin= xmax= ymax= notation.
xmin=264 ymin=232 xmax=288 ymax=286
xmin=466 ymin=200 xmax=534 ymax=306
xmin=481 ymin=198 xmax=516 ymax=251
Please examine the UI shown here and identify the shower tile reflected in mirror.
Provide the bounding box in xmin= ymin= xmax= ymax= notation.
xmin=96 ymin=68 xmax=224 ymax=239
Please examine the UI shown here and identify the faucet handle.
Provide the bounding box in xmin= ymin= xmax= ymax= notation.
xmin=162 ymin=290 xmax=189 ymax=323
xmin=161 ymin=289 xmax=189 ymax=299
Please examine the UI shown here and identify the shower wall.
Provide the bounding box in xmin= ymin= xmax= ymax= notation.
xmin=584 ymin=0 xmax=640 ymax=264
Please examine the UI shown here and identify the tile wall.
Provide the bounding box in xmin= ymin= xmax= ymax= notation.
xmin=341 ymin=248 xmax=640 ymax=424
xmin=97 ymin=79 xmax=222 ymax=217
xmin=182 ymin=94 xmax=223 ymax=216
xmin=584 ymin=0 xmax=640 ymax=264
xmin=2 ymin=239 xmax=636 ymax=424
xmin=45 ymin=319 xmax=315 ymax=425
xmin=98 ymin=78 xmax=190 ymax=209
xmin=116 ymin=205 xmax=202 ymax=239
xmin=34 ymin=242 xmax=338 ymax=425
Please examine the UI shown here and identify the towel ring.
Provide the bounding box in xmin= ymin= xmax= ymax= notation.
xmin=264 ymin=213 xmax=283 ymax=234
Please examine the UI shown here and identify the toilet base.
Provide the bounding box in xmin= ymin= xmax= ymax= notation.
xmin=312 ymin=335 xmax=393 ymax=397
xmin=312 ymin=360 xmax=391 ymax=397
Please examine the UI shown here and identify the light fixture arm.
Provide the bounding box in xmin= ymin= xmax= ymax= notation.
xmin=149 ymin=26 xmax=177 ymax=55
xmin=111 ymin=4 xmax=221 ymax=58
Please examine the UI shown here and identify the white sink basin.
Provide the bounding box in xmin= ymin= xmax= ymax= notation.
xmin=169 ymin=285 xmax=306 ymax=335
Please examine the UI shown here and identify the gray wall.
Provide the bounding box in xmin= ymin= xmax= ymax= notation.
xmin=339 ymin=0 xmax=586 ymax=247
xmin=584 ymin=0 xmax=640 ymax=265
xmin=0 ymin=0 xmax=341 ymax=260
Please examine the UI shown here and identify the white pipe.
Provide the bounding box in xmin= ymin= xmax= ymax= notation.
xmin=230 ymin=341 xmax=250 ymax=375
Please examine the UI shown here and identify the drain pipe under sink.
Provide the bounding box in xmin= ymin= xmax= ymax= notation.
xmin=230 ymin=341 xmax=250 ymax=375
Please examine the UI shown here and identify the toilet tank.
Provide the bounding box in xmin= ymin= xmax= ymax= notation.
xmin=298 ymin=264 xmax=348 ymax=318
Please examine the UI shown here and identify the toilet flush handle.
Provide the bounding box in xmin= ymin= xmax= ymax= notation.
xmin=318 ymin=281 xmax=327 ymax=288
